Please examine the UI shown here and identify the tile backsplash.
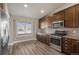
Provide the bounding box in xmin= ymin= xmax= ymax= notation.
xmin=43 ymin=28 xmax=79 ymax=36
xmin=64 ymin=28 xmax=79 ymax=36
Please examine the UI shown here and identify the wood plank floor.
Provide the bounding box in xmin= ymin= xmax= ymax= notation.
xmin=11 ymin=40 xmax=64 ymax=55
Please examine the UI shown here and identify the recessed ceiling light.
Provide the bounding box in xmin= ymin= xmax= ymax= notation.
xmin=24 ymin=4 xmax=28 ymax=8
xmin=41 ymin=10 xmax=44 ymax=13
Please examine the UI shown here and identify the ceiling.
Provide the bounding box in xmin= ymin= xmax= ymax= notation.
xmin=8 ymin=3 xmax=66 ymax=19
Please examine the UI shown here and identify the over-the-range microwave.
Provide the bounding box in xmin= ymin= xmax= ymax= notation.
xmin=52 ymin=21 xmax=64 ymax=28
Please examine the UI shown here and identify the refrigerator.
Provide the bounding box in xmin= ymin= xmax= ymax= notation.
xmin=0 ymin=11 xmax=9 ymax=55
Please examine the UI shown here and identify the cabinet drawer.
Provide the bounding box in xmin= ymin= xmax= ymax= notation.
xmin=62 ymin=37 xmax=79 ymax=54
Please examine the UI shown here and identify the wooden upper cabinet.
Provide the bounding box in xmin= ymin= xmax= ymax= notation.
xmin=64 ymin=6 xmax=76 ymax=28
xmin=50 ymin=15 xmax=56 ymax=22
xmin=39 ymin=4 xmax=79 ymax=28
xmin=57 ymin=11 xmax=65 ymax=21
xmin=0 ymin=3 xmax=3 ymax=11
xmin=75 ymin=4 xmax=79 ymax=28
xmin=39 ymin=15 xmax=54 ymax=29
xmin=54 ymin=10 xmax=65 ymax=21
xmin=39 ymin=17 xmax=45 ymax=29
xmin=39 ymin=18 xmax=42 ymax=29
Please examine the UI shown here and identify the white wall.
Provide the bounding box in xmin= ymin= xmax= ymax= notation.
xmin=4 ymin=4 xmax=10 ymax=19
xmin=9 ymin=15 xmax=39 ymax=45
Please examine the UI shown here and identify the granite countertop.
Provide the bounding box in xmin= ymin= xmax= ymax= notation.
xmin=37 ymin=32 xmax=49 ymax=35
xmin=63 ymin=35 xmax=79 ymax=40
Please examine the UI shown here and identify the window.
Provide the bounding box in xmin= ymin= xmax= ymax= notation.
xmin=16 ymin=22 xmax=32 ymax=35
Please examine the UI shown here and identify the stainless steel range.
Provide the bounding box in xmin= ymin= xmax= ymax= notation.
xmin=50 ymin=30 xmax=67 ymax=52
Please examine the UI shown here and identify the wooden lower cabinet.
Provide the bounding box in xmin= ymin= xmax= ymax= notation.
xmin=72 ymin=39 xmax=79 ymax=54
xmin=62 ymin=37 xmax=79 ymax=55
xmin=36 ymin=34 xmax=50 ymax=46
xmin=62 ymin=38 xmax=72 ymax=54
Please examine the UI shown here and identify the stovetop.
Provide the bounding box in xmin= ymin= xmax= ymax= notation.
xmin=51 ymin=30 xmax=67 ymax=36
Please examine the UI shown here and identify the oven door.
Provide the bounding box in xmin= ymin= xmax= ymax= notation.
xmin=50 ymin=35 xmax=62 ymax=46
xmin=50 ymin=36 xmax=62 ymax=52
xmin=51 ymin=37 xmax=61 ymax=46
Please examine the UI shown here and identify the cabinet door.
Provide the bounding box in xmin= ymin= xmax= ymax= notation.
xmin=72 ymin=39 xmax=78 ymax=54
xmin=54 ymin=11 xmax=65 ymax=21
xmin=46 ymin=16 xmax=53 ymax=28
xmin=62 ymin=38 xmax=79 ymax=55
xmin=57 ymin=11 xmax=65 ymax=21
xmin=45 ymin=35 xmax=50 ymax=45
xmin=39 ymin=17 xmax=46 ymax=29
xmin=76 ymin=4 xmax=79 ymax=28
xmin=0 ymin=3 xmax=3 ymax=11
xmin=39 ymin=19 xmax=42 ymax=28
xmin=72 ymin=39 xmax=79 ymax=54
xmin=65 ymin=6 xmax=76 ymax=28
xmin=62 ymin=38 xmax=72 ymax=54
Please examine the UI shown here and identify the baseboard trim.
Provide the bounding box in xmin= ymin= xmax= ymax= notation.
xmin=9 ymin=38 xmax=37 ymax=46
